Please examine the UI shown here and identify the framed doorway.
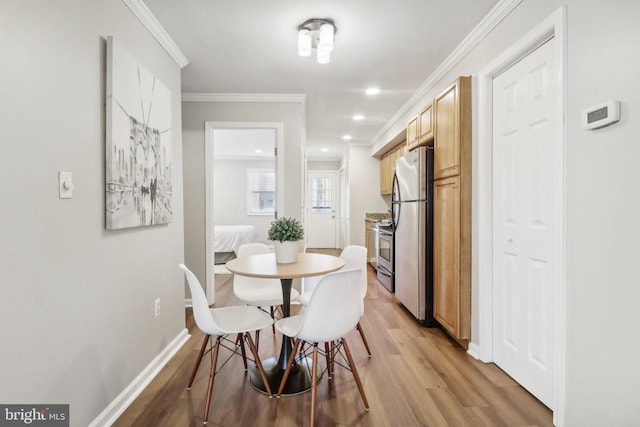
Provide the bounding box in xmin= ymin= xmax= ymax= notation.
xmin=475 ymin=7 xmax=566 ymax=425
xmin=204 ymin=121 xmax=284 ymax=304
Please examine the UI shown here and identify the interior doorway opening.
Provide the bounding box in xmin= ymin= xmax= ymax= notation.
xmin=205 ymin=122 xmax=284 ymax=304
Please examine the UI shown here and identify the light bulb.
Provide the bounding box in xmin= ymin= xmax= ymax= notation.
xmin=319 ymin=23 xmax=334 ymax=52
xmin=298 ymin=29 xmax=311 ymax=57
xmin=317 ymin=48 xmax=331 ymax=64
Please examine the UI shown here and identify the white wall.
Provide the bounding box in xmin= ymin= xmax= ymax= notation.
xmin=182 ymin=101 xmax=304 ymax=282
xmin=0 ymin=1 xmax=186 ymax=426
xmin=213 ymin=159 xmax=275 ymax=243
xmin=347 ymin=145 xmax=389 ymax=246
xmin=307 ymin=160 xmax=340 ymax=170
xmin=372 ymin=1 xmax=640 ymax=425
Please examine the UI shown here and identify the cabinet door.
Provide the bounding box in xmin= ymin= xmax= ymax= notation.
xmin=433 ymin=176 xmax=462 ymax=337
xmin=365 ymin=224 xmax=372 ymax=260
xmin=434 ymin=82 xmax=460 ymax=179
xmin=418 ymin=102 xmax=434 ymax=144
xmin=406 ymin=116 xmax=418 ymax=148
xmin=380 ymin=152 xmax=391 ymax=195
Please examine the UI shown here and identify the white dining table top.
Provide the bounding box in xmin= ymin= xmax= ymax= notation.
xmin=226 ymin=252 xmax=345 ymax=279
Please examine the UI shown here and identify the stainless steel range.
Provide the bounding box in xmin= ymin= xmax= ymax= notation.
xmin=375 ymin=220 xmax=394 ymax=292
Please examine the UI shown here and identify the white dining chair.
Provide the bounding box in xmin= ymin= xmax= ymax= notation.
xmin=233 ymin=243 xmax=300 ymax=340
xmin=179 ymin=263 xmax=273 ymax=424
xmin=298 ymin=245 xmax=371 ymax=356
xmin=275 ymin=268 xmax=369 ymax=427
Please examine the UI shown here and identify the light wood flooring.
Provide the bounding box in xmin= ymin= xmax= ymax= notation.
xmin=114 ymin=250 xmax=552 ymax=426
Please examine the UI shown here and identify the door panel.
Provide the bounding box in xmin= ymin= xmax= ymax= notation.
xmin=433 ymin=176 xmax=460 ymax=336
xmin=492 ymin=38 xmax=558 ymax=408
xmin=306 ymin=171 xmax=337 ymax=248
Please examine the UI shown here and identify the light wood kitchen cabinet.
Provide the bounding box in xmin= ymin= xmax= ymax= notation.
xmin=433 ymin=176 xmax=470 ymax=340
xmin=365 ymin=220 xmax=376 ymax=265
xmin=406 ymin=116 xmax=418 ymax=149
xmin=379 ymin=142 xmax=405 ymax=195
xmin=433 ymin=77 xmax=471 ymax=180
xmin=407 ymin=102 xmax=434 ymax=151
xmin=432 ymin=76 xmax=472 ymax=343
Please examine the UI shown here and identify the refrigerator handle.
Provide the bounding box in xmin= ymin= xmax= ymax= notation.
xmin=391 ymin=172 xmax=401 ymax=230
xmin=392 ymin=171 xmax=399 ymax=203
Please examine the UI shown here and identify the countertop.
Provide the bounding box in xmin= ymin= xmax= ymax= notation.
xmin=365 ymin=212 xmax=391 ymax=222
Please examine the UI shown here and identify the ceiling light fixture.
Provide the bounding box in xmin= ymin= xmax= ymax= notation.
xmin=365 ymin=87 xmax=380 ymax=95
xmin=297 ymin=18 xmax=337 ymax=64
xmin=353 ymin=114 xmax=365 ymax=121
xmin=342 ymin=134 xmax=352 ymax=140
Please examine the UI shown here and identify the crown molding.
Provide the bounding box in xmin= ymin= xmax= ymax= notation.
xmin=122 ymin=0 xmax=189 ymax=68
xmin=182 ymin=93 xmax=306 ymax=104
xmin=371 ymin=0 xmax=522 ymax=147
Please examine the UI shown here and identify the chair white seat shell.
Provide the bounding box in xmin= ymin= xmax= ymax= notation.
xmin=275 ymin=268 xmax=369 ymax=426
xmin=234 ymin=243 xmax=300 ymax=307
xmin=180 ymin=263 xmax=273 ymax=424
xmin=298 ymin=245 xmax=371 ymax=356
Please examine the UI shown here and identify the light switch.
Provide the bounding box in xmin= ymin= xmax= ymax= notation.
xmin=58 ymin=171 xmax=73 ymax=199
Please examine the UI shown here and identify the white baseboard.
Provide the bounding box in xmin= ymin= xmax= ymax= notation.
xmin=89 ymin=328 xmax=191 ymax=427
xmin=467 ymin=342 xmax=481 ymax=360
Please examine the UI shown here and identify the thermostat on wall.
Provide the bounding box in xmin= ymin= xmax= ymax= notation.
xmin=582 ymin=100 xmax=620 ymax=130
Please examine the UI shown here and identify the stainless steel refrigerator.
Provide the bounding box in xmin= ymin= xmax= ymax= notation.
xmin=391 ymin=146 xmax=437 ymax=326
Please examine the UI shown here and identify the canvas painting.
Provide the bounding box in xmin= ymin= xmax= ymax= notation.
xmin=105 ymin=36 xmax=173 ymax=229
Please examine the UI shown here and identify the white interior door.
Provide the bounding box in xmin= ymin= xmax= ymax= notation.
xmin=492 ymin=38 xmax=560 ymax=408
xmin=306 ymin=171 xmax=337 ymax=248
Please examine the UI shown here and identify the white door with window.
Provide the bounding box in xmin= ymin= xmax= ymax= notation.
xmin=306 ymin=171 xmax=337 ymax=248
xmin=492 ymin=37 xmax=560 ymax=409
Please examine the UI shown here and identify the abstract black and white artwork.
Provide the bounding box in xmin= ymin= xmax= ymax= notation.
xmin=105 ymin=36 xmax=173 ymax=230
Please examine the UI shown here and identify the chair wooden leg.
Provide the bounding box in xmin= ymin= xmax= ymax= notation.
xmin=203 ymin=337 xmax=221 ymax=423
xmin=237 ymin=332 xmax=248 ymax=370
xmin=330 ymin=341 xmax=335 ymax=375
xmin=255 ymin=329 xmax=260 ymax=352
xmin=324 ymin=342 xmax=332 ymax=378
xmin=244 ymin=332 xmax=273 ymax=396
xmin=342 ymin=338 xmax=369 ymax=409
xmin=310 ymin=344 xmax=319 ymax=427
xmin=356 ymin=322 xmax=372 ymax=357
xmin=188 ymin=335 xmax=210 ymax=389
xmin=277 ymin=338 xmax=301 ymax=396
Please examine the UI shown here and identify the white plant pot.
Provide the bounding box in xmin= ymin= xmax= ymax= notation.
xmin=274 ymin=241 xmax=298 ymax=264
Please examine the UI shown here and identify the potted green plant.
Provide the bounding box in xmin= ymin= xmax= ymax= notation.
xmin=268 ymin=217 xmax=304 ymax=263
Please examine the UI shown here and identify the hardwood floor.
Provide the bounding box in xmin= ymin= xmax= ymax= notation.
xmin=114 ymin=251 xmax=552 ymax=426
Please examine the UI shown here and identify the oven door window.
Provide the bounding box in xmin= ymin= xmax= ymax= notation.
xmin=379 ymin=234 xmax=391 ymax=264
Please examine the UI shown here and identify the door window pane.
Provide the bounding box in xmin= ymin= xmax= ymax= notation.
xmin=311 ymin=177 xmax=332 ymax=213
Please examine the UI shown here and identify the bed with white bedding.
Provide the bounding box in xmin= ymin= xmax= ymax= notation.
xmin=214 ymin=225 xmax=260 ymax=254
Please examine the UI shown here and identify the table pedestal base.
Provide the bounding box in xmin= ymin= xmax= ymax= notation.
xmin=249 ymin=356 xmax=319 ymax=396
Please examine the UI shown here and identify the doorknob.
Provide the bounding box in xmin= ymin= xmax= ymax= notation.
xmin=506 ymin=236 xmax=513 ymax=243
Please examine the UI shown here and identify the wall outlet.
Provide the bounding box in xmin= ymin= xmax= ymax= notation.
xmin=154 ymin=298 xmax=161 ymax=318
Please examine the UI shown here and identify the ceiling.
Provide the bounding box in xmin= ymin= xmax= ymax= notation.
xmin=144 ymin=0 xmax=499 ymax=160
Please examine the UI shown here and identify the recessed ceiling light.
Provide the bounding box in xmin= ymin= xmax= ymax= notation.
xmin=342 ymin=134 xmax=352 ymax=140
xmin=321 ymin=148 xmax=329 ymax=152
xmin=365 ymin=87 xmax=380 ymax=95
xmin=353 ymin=114 xmax=365 ymax=121
xmin=255 ymin=149 xmax=263 ymax=153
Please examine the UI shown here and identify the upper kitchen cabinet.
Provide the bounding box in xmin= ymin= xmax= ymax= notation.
xmin=433 ymin=77 xmax=471 ymax=180
xmin=406 ymin=116 xmax=418 ymax=149
xmin=380 ymin=142 xmax=406 ymax=195
xmin=406 ymin=102 xmax=434 ymax=152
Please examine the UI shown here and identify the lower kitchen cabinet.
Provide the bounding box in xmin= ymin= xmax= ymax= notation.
xmin=433 ymin=175 xmax=470 ymax=341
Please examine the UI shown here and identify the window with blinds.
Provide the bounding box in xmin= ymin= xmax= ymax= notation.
xmin=247 ymin=169 xmax=275 ymax=215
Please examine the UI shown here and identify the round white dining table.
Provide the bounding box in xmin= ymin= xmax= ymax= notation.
xmin=226 ymin=252 xmax=345 ymax=395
